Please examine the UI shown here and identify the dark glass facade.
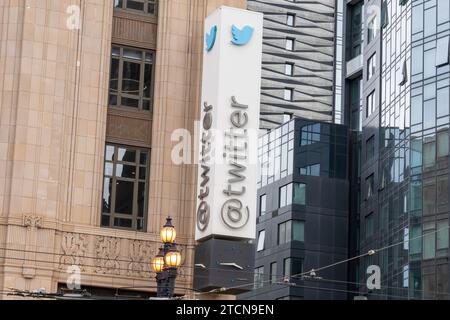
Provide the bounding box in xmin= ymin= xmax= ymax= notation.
xmin=241 ymin=119 xmax=349 ymax=300
xmin=245 ymin=0 xmax=450 ymax=301
xmin=348 ymin=0 xmax=450 ymax=300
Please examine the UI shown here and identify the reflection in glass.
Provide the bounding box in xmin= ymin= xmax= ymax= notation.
xmin=116 ymin=164 xmax=136 ymax=178
xmin=293 ymin=183 xmax=306 ymax=205
xmin=104 ymin=163 xmax=114 ymax=176
xmin=423 ymin=181 xmax=436 ymax=216
xmin=118 ymin=148 xmax=136 ymax=163
xmin=103 ymin=178 xmax=112 ymax=213
xmin=423 ymin=136 xmax=436 ymax=168
xmin=122 ymin=61 xmax=141 ymax=94
xmin=115 ymin=180 xmax=134 ymax=215
xmin=424 ymin=49 xmax=436 ymax=79
xmin=437 ymin=87 xmax=449 ymax=118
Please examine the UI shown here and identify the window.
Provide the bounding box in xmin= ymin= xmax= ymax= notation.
xmin=399 ymin=60 xmax=408 ymax=86
xmin=404 ymin=228 xmax=410 ymax=250
xmin=102 ymin=144 xmax=149 ymax=231
xmin=285 ymin=63 xmax=294 ymax=76
xmin=436 ymin=37 xmax=449 ymax=67
xmin=381 ymin=0 xmax=389 ymax=28
xmin=423 ymin=223 xmax=436 ymax=260
xmin=403 ymin=265 xmax=409 ymax=288
xmin=286 ymin=38 xmax=295 ymax=51
xmin=410 ymin=225 xmax=422 ymax=256
xmin=278 ymin=221 xmax=291 ymax=245
xmin=254 ymin=267 xmax=264 ymax=289
xmin=424 ymin=49 xmax=436 ymax=79
xmin=300 ymin=124 xmax=321 ymax=146
xmin=293 ymin=183 xmax=306 ymax=205
xmin=365 ymin=213 xmax=374 ymax=239
xmin=279 ymin=184 xmax=293 ymax=208
xmin=366 ymin=91 xmax=375 ymax=117
xmin=114 ymin=0 xmax=157 ymax=15
xmin=437 ymin=220 xmax=449 ymax=252
xmin=287 ymin=14 xmax=295 ymax=27
xmin=423 ymin=181 xmax=436 ymax=216
xmin=270 ymin=263 xmax=278 ymax=284
xmin=278 ymin=220 xmax=305 ymax=245
xmin=424 ymin=7 xmax=437 ymax=38
xmin=259 ymin=194 xmax=267 ymax=216
xmin=109 ymin=46 xmax=155 ymax=111
xmin=300 ymin=164 xmax=320 ymax=177
xmin=367 ymin=16 xmax=378 ymax=44
xmin=366 ymin=135 xmax=375 ymax=161
xmin=437 ymin=130 xmax=449 ymax=158
xmin=283 ymin=258 xmax=291 ymax=280
xmin=367 ymin=53 xmax=376 ymax=80
xmin=366 ymin=174 xmax=374 ymax=200
xmin=411 ymin=179 xmax=422 ymax=211
xmin=292 ymin=220 xmax=305 ymax=242
xmin=437 ymin=176 xmax=449 ymax=206
xmin=257 ymin=230 xmax=266 ymax=252
xmin=350 ymin=2 xmax=363 ymax=58
xmin=284 ymin=88 xmax=293 ymax=101
xmin=283 ymin=258 xmax=303 ymax=279
xmin=280 ymin=183 xmax=306 ymax=207
xmin=437 ymin=87 xmax=450 ymax=118
xmin=423 ymin=136 xmax=436 ymax=168
xmin=438 ymin=0 xmax=450 ymax=24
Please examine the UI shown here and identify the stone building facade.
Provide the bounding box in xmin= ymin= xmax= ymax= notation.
xmin=0 ymin=0 xmax=245 ymax=299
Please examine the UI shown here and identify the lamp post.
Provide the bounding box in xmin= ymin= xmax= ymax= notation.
xmin=151 ymin=217 xmax=182 ymax=298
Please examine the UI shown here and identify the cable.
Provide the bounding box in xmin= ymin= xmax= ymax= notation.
xmin=1 ymin=225 xmax=449 ymax=299
xmin=1 ymin=224 xmax=449 ymax=288
xmin=0 ymin=245 xmax=197 ymax=267
xmin=273 ymin=282 xmax=411 ymax=300
xmin=0 ymin=254 xmax=194 ymax=280
xmin=304 ymin=276 xmax=450 ymax=298
xmin=0 ymin=245 xmax=258 ymax=279
xmin=210 ymin=224 xmax=450 ymax=294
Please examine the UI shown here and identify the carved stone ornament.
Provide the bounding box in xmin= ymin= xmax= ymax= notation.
xmin=127 ymin=240 xmax=154 ymax=278
xmin=94 ymin=236 xmax=121 ymax=275
xmin=23 ymin=215 xmax=43 ymax=229
xmin=59 ymin=233 xmax=89 ymax=271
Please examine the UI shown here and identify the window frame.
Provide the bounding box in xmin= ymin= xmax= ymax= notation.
xmin=114 ymin=0 xmax=158 ymax=15
xmin=366 ymin=90 xmax=376 ymax=118
xmin=367 ymin=15 xmax=378 ymax=44
xmin=270 ymin=262 xmax=278 ymax=284
xmin=367 ymin=52 xmax=377 ymax=80
xmin=278 ymin=220 xmax=305 ymax=245
xmin=254 ymin=266 xmax=265 ymax=289
xmin=101 ymin=144 xmax=150 ymax=231
xmin=259 ymin=194 xmax=267 ymax=216
xmin=109 ymin=45 xmax=155 ymax=112
xmin=257 ymin=230 xmax=266 ymax=252
xmin=284 ymin=88 xmax=294 ymax=101
xmin=286 ymin=38 xmax=295 ymax=51
xmin=286 ymin=13 xmax=296 ymax=27
xmin=285 ymin=63 xmax=294 ymax=76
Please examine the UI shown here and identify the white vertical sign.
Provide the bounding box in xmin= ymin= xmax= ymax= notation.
xmin=196 ymin=7 xmax=263 ymax=241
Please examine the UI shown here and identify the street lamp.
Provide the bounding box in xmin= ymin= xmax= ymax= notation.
xmin=151 ymin=217 xmax=182 ymax=298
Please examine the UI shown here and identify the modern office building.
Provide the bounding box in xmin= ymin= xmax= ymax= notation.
xmin=247 ymin=0 xmax=336 ymax=129
xmin=241 ymin=118 xmax=349 ymax=300
xmin=341 ymin=0 xmax=450 ymax=299
xmin=0 ymin=0 xmax=246 ymax=299
xmin=244 ymin=0 xmax=450 ymax=301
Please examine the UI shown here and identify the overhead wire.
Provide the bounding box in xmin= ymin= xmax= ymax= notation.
xmin=0 ymin=224 xmax=448 ymax=299
xmin=208 ymin=224 xmax=450 ymax=294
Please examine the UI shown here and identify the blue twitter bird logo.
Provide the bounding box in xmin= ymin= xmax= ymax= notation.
xmin=205 ymin=25 xmax=218 ymax=52
xmin=231 ymin=25 xmax=254 ymax=46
